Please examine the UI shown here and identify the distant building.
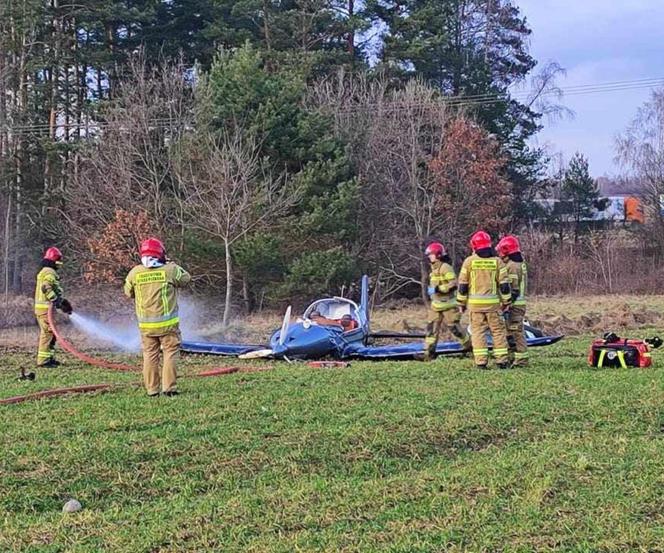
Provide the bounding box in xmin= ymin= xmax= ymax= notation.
xmin=531 ymin=196 xmax=645 ymax=225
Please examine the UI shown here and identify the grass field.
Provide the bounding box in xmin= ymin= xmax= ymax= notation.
xmin=3 ymin=331 xmax=664 ymax=552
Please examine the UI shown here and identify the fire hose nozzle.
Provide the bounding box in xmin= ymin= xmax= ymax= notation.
xmin=18 ymin=368 xmax=36 ymax=381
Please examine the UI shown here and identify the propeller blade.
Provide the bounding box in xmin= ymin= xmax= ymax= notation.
xmin=278 ymin=305 xmax=292 ymax=346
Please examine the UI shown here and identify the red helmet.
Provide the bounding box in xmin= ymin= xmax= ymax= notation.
xmin=470 ymin=230 xmax=492 ymax=251
xmin=140 ymin=238 xmax=165 ymax=259
xmin=425 ymin=242 xmax=446 ymax=258
xmin=43 ymin=247 xmax=63 ymax=262
xmin=497 ymin=235 xmax=521 ymax=256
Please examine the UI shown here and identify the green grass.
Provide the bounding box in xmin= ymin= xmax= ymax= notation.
xmin=3 ymin=337 xmax=664 ymax=552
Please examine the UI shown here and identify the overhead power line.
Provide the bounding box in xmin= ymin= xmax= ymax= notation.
xmin=1 ymin=75 xmax=663 ymax=136
xmin=439 ymin=76 xmax=664 ymax=105
xmin=0 ymin=118 xmax=192 ymax=138
xmin=4 ymin=117 xmax=186 ymax=133
xmin=337 ymin=77 xmax=664 ymax=113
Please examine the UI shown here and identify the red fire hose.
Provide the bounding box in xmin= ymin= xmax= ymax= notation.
xmin=0 ymin=384 xmax=113 ymax=405
xmin=0 ymin=307 xmax=258 ymax=405
xmin=47 ymin=306 xmax=138 ymax=372
xmin=47 ymin=306 xmax=243 ymax=377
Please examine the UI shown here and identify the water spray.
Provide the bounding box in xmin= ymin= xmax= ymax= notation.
xmin=69 ymin=312 xmax=141 ymax=352
xmin=48 ymin=308 xmax=138 ymax=372
xmin=1 ymin=306 xmax=270 ymax=406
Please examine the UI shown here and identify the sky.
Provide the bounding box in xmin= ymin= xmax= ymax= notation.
xmin=516 ymin=0 xmax=664 ymax=177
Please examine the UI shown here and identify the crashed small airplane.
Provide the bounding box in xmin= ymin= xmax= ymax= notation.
xmin=181 ymin=276 xmax=563 ymax=361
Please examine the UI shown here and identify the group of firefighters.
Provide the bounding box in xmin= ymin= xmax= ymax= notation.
xmin=423 ymin=230 xmax=528 ymax=369
xmin=32 ymin=229 xmax=527 ymax=397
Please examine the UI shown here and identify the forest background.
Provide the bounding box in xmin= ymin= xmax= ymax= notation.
xmin=3 ymin=0 xmax=664 ymax=327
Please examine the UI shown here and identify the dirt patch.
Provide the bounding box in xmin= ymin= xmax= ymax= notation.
xmin=531 ymin=302 xmax=663 ymax=336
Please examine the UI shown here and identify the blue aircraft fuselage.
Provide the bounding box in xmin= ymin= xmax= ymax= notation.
xmin=269 ymin=320 xmax=366 ymax=359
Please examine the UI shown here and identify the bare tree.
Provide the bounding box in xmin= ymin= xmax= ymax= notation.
xmin=62 ymin=56 xmax=192 ymax=265
xmin=522 ymin=61 xmax=574 ymax=124
xmin=311 ymin=77 xmax=452 ymax=298
xmin=178 ymin=131 xmax=300 ymax=327
xmin=311 ymin=75 xmax=510 ymax=299
xmin=616 ymin=89 xmax=664 ymax=247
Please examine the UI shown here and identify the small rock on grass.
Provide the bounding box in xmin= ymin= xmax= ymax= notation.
xmin=62 ymin=499 xmax=82 ymax=513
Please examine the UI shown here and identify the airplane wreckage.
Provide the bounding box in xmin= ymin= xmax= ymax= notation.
xmin=182 ymin=276 xmax=563 ymax=361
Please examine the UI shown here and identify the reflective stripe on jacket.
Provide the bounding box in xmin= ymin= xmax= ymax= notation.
xmin=34 ymin=267 xmax=63 ymax=314
xmin=506 ymin=260 xmax=527 ymax=307
xmin=429 ymin=260 xmax=458 ymax=311
xmin=457 ymin=254 xmax=511 ymax=312
xmin=124 ymin=262 xmax=191 ymax=333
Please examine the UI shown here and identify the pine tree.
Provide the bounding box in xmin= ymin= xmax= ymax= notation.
xmin=201 ymin=44 xmax=359 ymax=304
xmin=207 ymin=0 xmax=366 ymax=73
xmin=368 ymin=0 xmax=545 ymax=226
xmin=561 ymin=152 xmax=607 ymax=242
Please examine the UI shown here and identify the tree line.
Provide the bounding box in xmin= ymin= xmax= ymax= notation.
xmin=2 ymin=0 xmax=661 ymax=323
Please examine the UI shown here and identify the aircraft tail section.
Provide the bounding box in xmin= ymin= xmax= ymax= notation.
xmin=359 ymin=275 xmax=370 ymax=328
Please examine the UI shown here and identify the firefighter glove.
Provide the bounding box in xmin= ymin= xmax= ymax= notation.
xmin=59 ymin=298 xmax=73 ymax=314
xmin=427 ymin=286 xmax=436 ymax=297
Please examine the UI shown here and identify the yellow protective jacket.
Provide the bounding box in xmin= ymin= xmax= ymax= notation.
xmin=505 ymin=259 xmax=527 ymax=308
xmin=456 ymin=253 xmax=511 ymax=312
xmin=124 ymin=262 xmax=191 ymax=334
xmin=34 ymin=267 xmax=63 ymax=315
xmin=429 ymin=260 xmax=458 ymax=311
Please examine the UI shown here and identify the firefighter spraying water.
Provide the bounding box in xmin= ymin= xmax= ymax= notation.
xmin=34 ymin=247 xmax=73 ymax=367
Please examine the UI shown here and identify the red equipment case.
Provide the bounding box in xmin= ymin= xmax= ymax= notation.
xmin=588 ymin=338 xmax=652 ymax=368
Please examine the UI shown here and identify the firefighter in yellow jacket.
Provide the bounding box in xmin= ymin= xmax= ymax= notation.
xmin=422 ymin=242 xmax=471 ymax=360
xmin=456 ymin=231 xmax=512 ymax=369
xmin=497 ymin=235 xmax=528 ymax=366
xmin=34 ymin=247 xmax=73 ymax=367
xmin=124 ymin=238 xmax=191 ymax=396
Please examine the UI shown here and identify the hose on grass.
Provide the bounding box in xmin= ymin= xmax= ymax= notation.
xmin=0 ymin=308 xmax=253 ymax=405
xmin=47 ymin=305 xmax=138 ymax=372
xmin=0 ymin=384 xmax=114 ymax=405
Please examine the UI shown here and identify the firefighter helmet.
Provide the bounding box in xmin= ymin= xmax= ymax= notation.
xmin=43 ymin=247 xmax=62 ymax=262
xmin=497 ymin=235 xmax=521 ymax=256
xmin=470 ymin=231 xmax=492 ymax=251
xmin=425 ymin=242 xmax=446 ymax=258
xmin=140 ymin=238 xmax=165 ymax=259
